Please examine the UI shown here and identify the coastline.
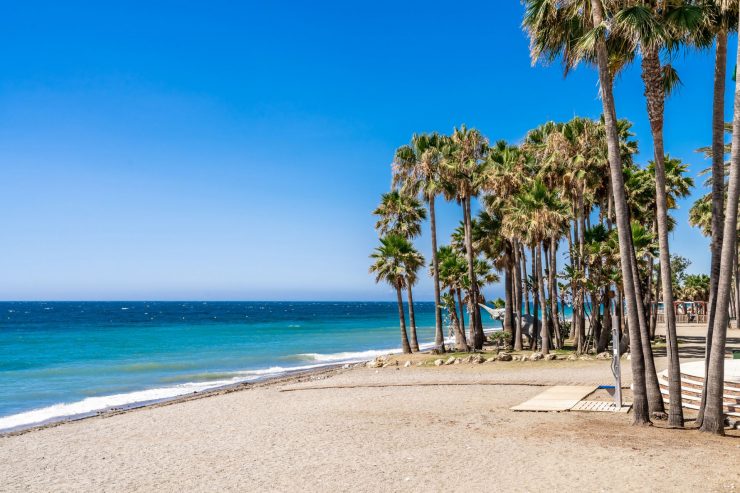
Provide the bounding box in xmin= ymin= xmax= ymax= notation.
xmin=2 ymin=326 xmax=738 ymax=492
xmin=0 ymin=363 xmax=348 ymax=437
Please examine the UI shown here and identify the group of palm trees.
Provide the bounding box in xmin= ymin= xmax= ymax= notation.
xmin=521 ymin=0 xmax=740 ymax=435
xmin=370 ymin=0 xmax=740 ymax=436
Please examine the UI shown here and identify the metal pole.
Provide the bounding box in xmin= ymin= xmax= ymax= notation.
xmin=611 ymin=324 xmax=622 ymax=410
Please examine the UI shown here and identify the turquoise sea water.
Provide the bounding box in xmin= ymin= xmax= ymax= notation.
xmin=1 ymin=301 xmax=503 ymax=431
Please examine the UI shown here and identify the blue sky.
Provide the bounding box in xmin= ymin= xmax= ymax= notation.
xmin=0 ymin=1 xmax=733 ymax=301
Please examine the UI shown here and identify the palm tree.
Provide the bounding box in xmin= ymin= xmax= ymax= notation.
xmin=403 ymin=245 xmax=426 ymax=352
xmin=372 ymin=190 xmax=427 ymax=239
xmin=369 ymin=234 xmax=414 ymax=354
xmin=681 ymin=274 xmax=711 ymax=302
xmin=443 ymin=125 xmax=490 ymax=349
xmin=613 ymin=1 xmax=704 ymax=429
xmin=393 ymin=133 xmax=448 ymax=351
xmin=697 ymin=2 xmax=738 ymax=427
xmin=523 ymin=0 xmax=650 ymax=423
xmin=372 ymin=190 xmax=427 ymax=351
xmin=433 ymin=245 xmax=470 ymax=351
xmin=702 ymin=3 xmax=740 ymax=436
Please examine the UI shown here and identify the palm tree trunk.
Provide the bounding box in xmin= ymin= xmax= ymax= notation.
xmin=536 ymin=243 xmax=549 ymax=354
xmin=450 ymin=289 xmax=468 ymax=352
xmin=513 ymin=242 xmax=524 ymax=351
xmin=629 ymin=240 xmax=665 ymax=416
xmin=699 ymin=28 xmax=728 ymax=427
xmin=701 ymin=20 xmax=740 ymax=434
xmin=549 ymin=236 xmax=561 ymax=349
xmin=590 ymin=0 xmax=650 ymax=425
xmin=504 ymin=265 xmax=514 ymax=344
xmin=641 ymin=47 xmax=682 ymax=426
xmin=463 ymin=196 xmax=483 ymax=349
xmin=395 ymin=284 xmax=411 ymax=354
xmin=649 ymin=257 xmax=658 ymax=339
xmin=577 ymin=189 xmax=587 ymax=353
xmin=429 ymin=196 xmax=446 ymax=352
xmin=457 ymin=289 xmax=466 ymax=337
xmin=521 ymin=246 xmax=531 ymax=316
xmin=531 ymin=246 xmax=540 ymax=350
xmin=598 ymin=290 xmax=611 ymax=353
xmin=406 ymin=278 xmax=419 ymax=352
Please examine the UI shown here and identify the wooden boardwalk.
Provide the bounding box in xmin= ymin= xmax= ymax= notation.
xmin=511 ymin=385 xmax=598 ymax=412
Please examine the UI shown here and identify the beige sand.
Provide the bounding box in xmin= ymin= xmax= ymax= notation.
xmin=1 ymin=324 xmax=739 ymax=492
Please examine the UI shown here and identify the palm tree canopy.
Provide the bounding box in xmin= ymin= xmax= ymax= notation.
xmin=372 ymin=190 xmax=427 ymax=238
xmin=369 ymin=234 xmax=424 ymax=288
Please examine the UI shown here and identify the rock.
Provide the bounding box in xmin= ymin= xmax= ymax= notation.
xmin=530 ymin=352 xmax=544 ymax=361
xmin=486 ymin=357 xmax=497 ymax=363
xmin=544 ymin=354 xmax=557 ymax=361
xmin=567 ymin=355 xmax=577 ymax=361
xmin=464 ymin=355 xmax=474 ymax=364
xmin=404 ymin=361 xmax=412 ymax=368
xmin=342 ymin=364 xmax=351 ymax=369
xmin=520 ymin=355 xmax=529 ymax=362
xmin=453 ymin=357 xmax=462 ymax=365
xmin=471 ymin=354 xmax=485 ymax=364
xmin=497 ymin=352 xmax=513 ymax=362
xmin=579 ymin=356 xmax=593 ymax=361
xmin=512 ymin=355 xmax=521 ymax=361
xmin=445 ymin=356 xmax=456 ymax=365
xmin=596 ymin=352 xmax=611 ymax=360
xmin=434 ymin=358 xmax=444 ymax=366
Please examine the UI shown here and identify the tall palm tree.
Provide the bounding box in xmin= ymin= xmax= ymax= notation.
xmin=443 ymin=125 xmax=490 ymax=349
xmin=433 ymin=245 xmax=470 ymax=351
xmin=372 ymin=190 xmax=427 ymax=351
xmin=369 ymin=234 xmax=414 ymax=354
xmin=697 ymin=2 xmax=738 ymax=426
xmin=614 ymin=0 xmax=703 ymax=428
xmin=393 ymin=133 xmax=448 ymax=351
xmin=372 ymin=190 xmax=427 ymax=239
xmin=402 ymin=245 xmax=426 ymax=352
xmin=701 ymin=3 xmax=740 ymax=435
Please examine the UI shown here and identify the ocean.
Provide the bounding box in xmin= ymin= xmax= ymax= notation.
xmin=0 ymin=301 xmax=504 ymax=431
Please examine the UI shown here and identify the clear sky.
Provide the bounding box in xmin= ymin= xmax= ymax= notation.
xmin=0 ymin=1 xmax=734 ymax=301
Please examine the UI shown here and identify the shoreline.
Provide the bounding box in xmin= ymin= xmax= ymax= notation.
xmin=0 ymin=322 xmax=482 ymax=434
xmin=0 ymin=363 xmax=347 ymax=437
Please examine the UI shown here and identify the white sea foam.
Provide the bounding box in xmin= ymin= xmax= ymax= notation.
xmin=299 ymin=348 xmax=400 ymax=363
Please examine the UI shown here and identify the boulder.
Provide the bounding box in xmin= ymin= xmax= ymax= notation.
xmin=520 ymin=355 xmax=529 ymax=362
xmin=486 ymin=357 xmax=497 ymax=363
xmin=445 ymin=356 xmax=456 ymax=365
xmin=544 ymin=354 xmax=557 ymax=361
xmin=530 ymin=352 xmax=544 ymax=361
xmin=497 ymin=352 xmax=513 ymax=362
xmin=453 ymin=357 xmax=462 ymax=365
xmin=512 ymin=355 xmax=521 ymax=361
xmin=434 ymin=358 xmax=445 ymax=366
xmin=596 ymin=352 xmax=611 ymax=360
xmin=567 ymin=355 xmax=578 ymax=361
xmin=471 ymin=354 xmax=485 ymax=364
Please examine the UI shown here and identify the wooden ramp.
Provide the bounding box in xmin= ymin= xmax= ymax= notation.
xmin=511 ymin=385 xmax=598 ymax=412
xmin=571 ymin=400 xmax=631 ymax=413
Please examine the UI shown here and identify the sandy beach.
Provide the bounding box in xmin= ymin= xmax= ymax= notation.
xmin=2 ymin=324 xmax=739 ymax=492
